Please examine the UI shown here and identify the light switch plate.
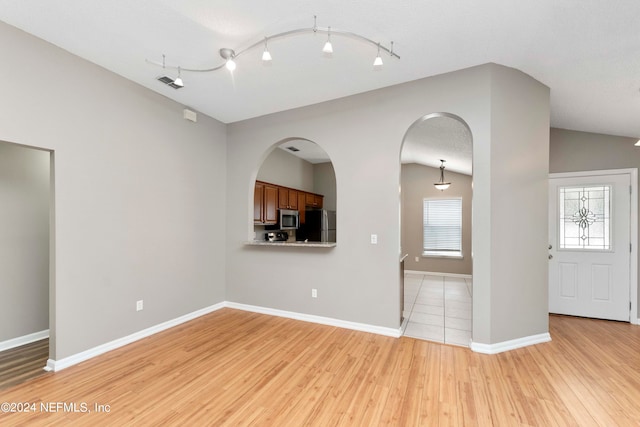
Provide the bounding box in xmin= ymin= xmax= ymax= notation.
xmin=371 ymin=234 xmax=378 ymax=244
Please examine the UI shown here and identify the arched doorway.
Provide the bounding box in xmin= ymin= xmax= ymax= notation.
xmin=399 ymin=113 xmax=473 ymax=346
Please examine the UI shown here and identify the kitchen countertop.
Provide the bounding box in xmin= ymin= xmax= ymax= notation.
xmin=245 ymin=241 xmax=337 ymax=248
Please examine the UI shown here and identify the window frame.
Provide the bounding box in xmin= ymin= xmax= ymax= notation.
xmin=422 ymin=197 xmax=463 ymax=259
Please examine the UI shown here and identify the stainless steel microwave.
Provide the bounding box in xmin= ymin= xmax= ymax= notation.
xmin=279 ymin=209 xmax=299 ymax=230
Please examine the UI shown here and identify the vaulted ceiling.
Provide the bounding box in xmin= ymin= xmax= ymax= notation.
xmin=1 ymin=1 xmax=638 ymax=153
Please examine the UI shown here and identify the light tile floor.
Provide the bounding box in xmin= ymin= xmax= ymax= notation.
xmin=402 ymin=273 xmax=472 ymax=347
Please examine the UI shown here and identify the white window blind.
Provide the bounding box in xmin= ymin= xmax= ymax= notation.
xmin=423 ymin=198 xmax=462 ymax=257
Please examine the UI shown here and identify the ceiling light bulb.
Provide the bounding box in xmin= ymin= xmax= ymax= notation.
xmin=373 ymin=43 xmax=383 ymax=68
xmin=225 ymin=58 xmax=236 ymax=71
xmin=173 ymin=67 xmax=184 ymax=87
xmin=262 ymin=37 xmax=272 ymax=62
xmin=323 ymin=27 xmax=333 ymax=54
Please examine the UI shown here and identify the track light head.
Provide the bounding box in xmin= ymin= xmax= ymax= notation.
xmin=220 ymin=48 xmax=237 ymax=71
xmin=373 ymin=43 xmax=383 ymax=68
xmin=323 ymin=27 xmax=333 ymax=54
xmin=173 ymin=66 xmax=184 ymax=87
xmin=262 ymin=37 xmax=272 ymax=62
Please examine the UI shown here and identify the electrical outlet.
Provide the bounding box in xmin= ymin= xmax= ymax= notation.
xmin=136 ymin=300 xmax=143 ymax=311
xmin=415 ymin=256 xmax=419 ymax=262
xmin=311 ymin=288 xmax=318 ymax=298
xmin=371 ymin=234 xmax=378 ymax=244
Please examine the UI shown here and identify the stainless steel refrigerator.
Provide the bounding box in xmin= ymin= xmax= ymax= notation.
xmin=298 ymin=210 xmax=336 ymax=243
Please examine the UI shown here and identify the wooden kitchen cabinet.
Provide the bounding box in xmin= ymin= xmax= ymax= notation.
xmin=305 ymin=193 xmax=323 ymax=209
xmin=254 ymin=181 xmax=278 ymax=224
xmin=278 ymin=188 xmax=298 ymax=210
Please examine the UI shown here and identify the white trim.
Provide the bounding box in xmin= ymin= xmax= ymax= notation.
xmin=45 ymin=303 xmax=225 ymax=372
xmin=405 ymin=269 xmax=473 ymax=279
xmin=550 ymin=168 xmax=638 ymax=325
xmin=470 ymin=333 xmax=551 ymax=354
xmin=0 ymin=329 xmax=49 ymax=352
xmin=44 ymin=301 xmax=402 ymax=373
xmin=225 ymin=302 xmax=403 ymax=338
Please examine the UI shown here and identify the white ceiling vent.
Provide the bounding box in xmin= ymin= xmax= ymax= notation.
xmin=157 ymin=75 xmax=183 ymax=89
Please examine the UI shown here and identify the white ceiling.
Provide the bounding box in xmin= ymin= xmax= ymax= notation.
xmin=278 ymin=139 xmax=331 ymax=164
xmin=1 ymin=0 xmax=639 ymax=143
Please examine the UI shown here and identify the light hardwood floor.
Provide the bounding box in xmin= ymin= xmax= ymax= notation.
xmin=1 ymin=309 xmax=640 ymax=426
xmin=0 ymin=339 xmax=48 ymax=390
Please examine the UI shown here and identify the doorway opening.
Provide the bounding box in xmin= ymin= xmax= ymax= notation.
xmin=0 ymin=141 xmax=53 ymax=387
xmin=399 ymin=113 xmax=473 ymax=346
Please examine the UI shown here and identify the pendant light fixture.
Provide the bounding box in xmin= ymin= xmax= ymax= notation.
xmin=434 ymin=160 xmax=451 ymax=191
xmin=147 ymin=16 xmax=399 ymax=78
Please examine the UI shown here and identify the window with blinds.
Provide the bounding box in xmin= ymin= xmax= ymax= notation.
xmin=423 ymin=198 xmax=463 ymax=257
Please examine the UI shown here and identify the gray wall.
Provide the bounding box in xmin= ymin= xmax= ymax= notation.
xmin=227 ymin=63 xmax=550 ymax=345
xmin=0 ymin=16 xmax=552 ymax=357
xmin=257 ymin=147 xmax=314 ymax=191
xmin=313 ymin=162 xmax=337 ymax=211
xmin=483 ymin=65 xmax=550 ymax=344
xmin=0 ymin=142 xmax=50 ymax=342
xmin=0 ymin=21 xmax=227 ymax=360
xmin=550 ymin=127 xmax=640 ymax=312
xmin=401 ymin=163 xmax=472 ymax=275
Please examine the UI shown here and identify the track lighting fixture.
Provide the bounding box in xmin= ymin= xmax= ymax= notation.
xmin=434 ymin=160 xmax=451 ymax=191
xmin=147 ymin=16 xmax=399 ymax=79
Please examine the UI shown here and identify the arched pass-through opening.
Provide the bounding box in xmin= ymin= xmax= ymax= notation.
xmin=250 ymin=137 xmax=337 ymax=244
xmin=399 ymin=112 xmax=473 ymax=347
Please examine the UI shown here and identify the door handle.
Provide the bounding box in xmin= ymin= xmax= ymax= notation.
xmin=548 ymin=254 xmax=553 ymax=260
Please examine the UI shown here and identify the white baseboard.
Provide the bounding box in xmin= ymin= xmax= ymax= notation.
xmin=405 ymin=270 xmax=473 ymax=279
xmin=470 ymin=332 xmax=551 ymax=354
xmin=225 ymin=302 xmax=402 ymax=338
xmin=0 ymin=329 xmax=49 ymax=352
xmin=45 ymin=303 xmax=226 ymax=372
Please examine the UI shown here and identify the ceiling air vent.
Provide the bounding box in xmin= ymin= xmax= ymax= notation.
xmin=286 ymin=146 xmax=300 ymax=152
xmin=157 ymin=75 xmax=183 ymax=90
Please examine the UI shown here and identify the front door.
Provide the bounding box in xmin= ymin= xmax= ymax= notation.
xmin=549 ymin=172 xmax=630 ymax=321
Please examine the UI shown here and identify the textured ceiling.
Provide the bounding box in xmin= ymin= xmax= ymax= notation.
xmin=0 ymin=0 xmax=639 ymax=142
xmin=402 ymin=116 xmax=473 ymax=175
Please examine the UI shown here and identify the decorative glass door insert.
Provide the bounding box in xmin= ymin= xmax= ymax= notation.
xmin=559 ymin=185 xmax=611 ymax=250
